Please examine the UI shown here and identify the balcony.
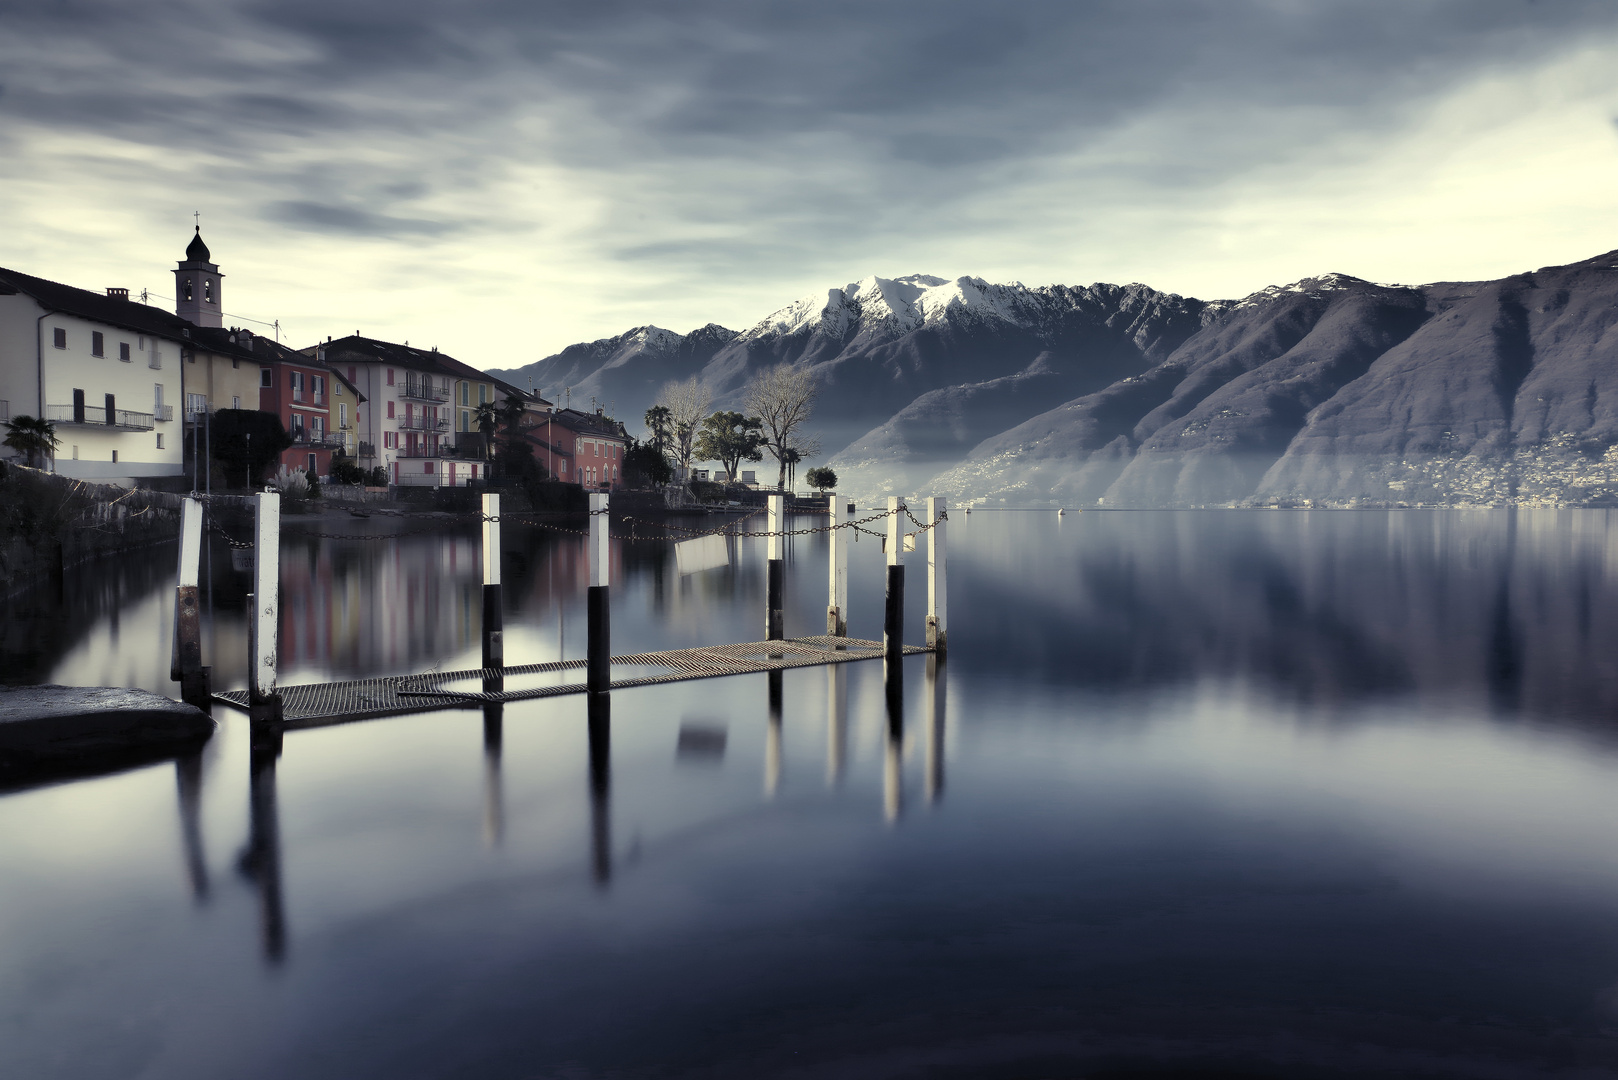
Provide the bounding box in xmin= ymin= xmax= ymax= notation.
xmin=358 ymin=441 xmax=377 ymax=459
xmin=46 ymin=404 xmax=154 ymax=431
xmin=156 ymin=405 xmax=174 ymax=422
xmin=398 ymin=381 xmax=449 ymax=403
xmin=398 ymin=415 xmax=448 ymax=431
xmin=290 ymin=430 xmax=343 ymax=449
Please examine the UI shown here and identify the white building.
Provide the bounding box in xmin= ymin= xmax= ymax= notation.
xmin=316 ymin=335 xmax=522 ymax=488
xmin=0 ymin=267 xmax=191 ymax=482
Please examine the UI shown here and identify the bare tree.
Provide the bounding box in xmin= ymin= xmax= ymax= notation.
xmin=656 ymin=377 xmax=710 ymax=473
xmin=744 ymin=364 xmax=819 ymax=490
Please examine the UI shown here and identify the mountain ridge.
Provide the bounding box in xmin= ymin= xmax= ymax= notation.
xmin=489 ymin=252 xmax=1618 ymax=507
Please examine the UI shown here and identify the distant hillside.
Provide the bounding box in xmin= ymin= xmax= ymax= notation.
xmin=491 ymin=252 xmax=1618 ymax=507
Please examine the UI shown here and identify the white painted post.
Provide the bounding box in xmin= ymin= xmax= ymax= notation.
xmin=587 ymin=492 xmax=610 ymax=693
xmin=249 ymin=491 xmax=280 ymax=706
xmin=765 ymin=493 xmax=784 ymax=641
xmin=170 ymin=497 xmax=204 ymax=693
xmin=884 ymin=496 xmax=905 ymax=659
xmin=826 ymin=494 xmax=848 ymax=636
xmin=481 ymin=493 xmax=503 ymax=672
xmin=926 ymin=496 xmax=947 ymax=653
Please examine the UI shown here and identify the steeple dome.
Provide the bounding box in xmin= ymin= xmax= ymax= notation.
xmin=185 ymin=227 xmax=211 ymax=263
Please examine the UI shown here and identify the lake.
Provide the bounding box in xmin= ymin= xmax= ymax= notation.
xmin=5 ymin=507 xmax=1618 ymax=1078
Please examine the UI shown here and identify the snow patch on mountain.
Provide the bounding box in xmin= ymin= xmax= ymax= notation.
xmin=744 ymin=273 xmax=1056 ymax=340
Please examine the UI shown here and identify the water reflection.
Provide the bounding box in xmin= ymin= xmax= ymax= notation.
xmin=239 ymin=722 xmax=286 ymax=964
xmin=884 ymin=658 xmax=903 ymax=823
xmin=482 ymin=705 xmax=504 ymax=847
xmin=587 ymin=693 xmax=611 ymax=887
xmin=174 ymin=750 xmax=210 ymax=902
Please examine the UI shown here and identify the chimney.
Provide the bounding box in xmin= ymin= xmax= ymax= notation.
xmin=106 ymin=287 xmax=128 ymax=300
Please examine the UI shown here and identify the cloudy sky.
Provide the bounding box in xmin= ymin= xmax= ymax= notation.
xmin=2 ymin=0 xmax=1616 ymax=370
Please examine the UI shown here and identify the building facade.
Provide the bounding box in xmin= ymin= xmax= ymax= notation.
xmin=0 ymin=268 xmax=189 ymax=481
xmin=521 ymin=406 xmax=628 ymax=491
xmin=317 ymin=336 xmax=519 ymax=487
xmin=247 ymin=332 xmax=364 ymax=477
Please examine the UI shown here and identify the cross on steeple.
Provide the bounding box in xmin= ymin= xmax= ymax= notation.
xmin=194 ymin=210 xmax=200 ymax=229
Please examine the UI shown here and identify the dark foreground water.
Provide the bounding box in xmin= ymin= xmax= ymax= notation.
xmin=7 ymin=508 xmax=1618 ymax=1079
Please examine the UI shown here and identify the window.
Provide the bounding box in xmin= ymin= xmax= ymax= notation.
xmin=92 ymin=332 xmax=104 ymax=357
xmin=149 ymin=343 xmax=162 ymax=370
xmin=204 ymin=279 xmax=214 ymax=304
xmin=52 ymin=328 xmax=65 ymax=349
xmin=111 ymin=449 xmax=118 ymax=463
xmin=387 ymin=401 xmax=395 ymax=419
xmin=187 ymin=393 xmax=206 ymax=419
xmin=471 ymin=464 xmax=478 ymax=479
xmin=291 ymin=413 xmax=304 ymax=434
xmin=231 ymin=357 xmax=238 ymax=369
xmin=308 ymin=453 xmax=317 ymax=473
xmin=232 ymin=396 xmax=240 ymax=409
xmin=339 ymin=403 xmax=348 ymax=428
xmin=71 ymin=445 xmax=78 ymax=460
xmin=156 ymin=434 xmax=164 ymax=450
xmin=479 ymin=384 xmax=487 ymax=405
xmin=462 ymin=409 xmax=469 ymax=431
xmin=182 ymin=278 xmax=193 ymax=302
xmin=313 ymin=376 xmax=325 ymax=402
xmin=461 ymin=383 xmax=469 ymax=406
xmin=348 ymin=366 xmax=357 ymax=382
xmin=119 ymin=342 xmax=131 ymax=362
xmin=386 ymin=368 xmax=395 ymax=386
xmin=260 ymin=367 xmax=272 ymax=388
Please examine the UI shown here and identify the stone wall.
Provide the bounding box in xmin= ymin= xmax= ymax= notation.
xmin=0 ymin=463 xmax=186 ymax=599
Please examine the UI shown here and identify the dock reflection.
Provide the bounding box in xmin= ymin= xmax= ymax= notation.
xmin=482 ymin=704 xmax=504 ymax=847
xmin=884 ymin=659 xmax=903 ymax=822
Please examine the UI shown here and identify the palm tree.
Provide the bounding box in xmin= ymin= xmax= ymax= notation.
xmin=2 ymin=415 xmax=60 ymax=468
xmin=474 ymin=402 xmax=498 ymax=463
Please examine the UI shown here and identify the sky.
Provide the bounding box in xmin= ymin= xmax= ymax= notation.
xmin=1 ymin=0 xmax=1616 ymax=371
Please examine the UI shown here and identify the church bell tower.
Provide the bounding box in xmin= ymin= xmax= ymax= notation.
xmin=174 ymin=226 xmax=223 ymax=327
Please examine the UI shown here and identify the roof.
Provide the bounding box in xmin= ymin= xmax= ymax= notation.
xmin=0 ymin=265 xmax=204 ymax=342
xmin=184 ymin=228 xmax=211 ymax=264
xmin=315 ymin=335 xmax=527 ymax=399
xmin=541 ymin=407 xmax=628 ymax=439
xmin=197 ymin=326 xmax=365 ymax=402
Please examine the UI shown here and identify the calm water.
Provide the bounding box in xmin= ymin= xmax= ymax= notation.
xmin=7 ymin=509 xmax=1618 ymax=1078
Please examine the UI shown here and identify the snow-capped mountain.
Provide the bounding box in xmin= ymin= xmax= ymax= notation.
xmin=488 ymin=252 xmax=1618 ymax=507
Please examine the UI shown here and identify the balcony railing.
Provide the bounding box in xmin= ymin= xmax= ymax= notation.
xmin=358 ymin=441 xmax=377 ymax=459
xmin=395 ymin=446 xmax=445 ymax=459
xmin=398 ymin=415 xmax=448 ymax=430
xmin=398 ymin=382 xmax=449 ymax=403
xmin=45 ymin=404 xmax=154 ymax=431
xmin=157 ymin=405 xmax=174 ymax=422
xmin=290 ymin=430 xmax=343 ymax=448
xmin=312 ymin=392 xmax=326 ymax=406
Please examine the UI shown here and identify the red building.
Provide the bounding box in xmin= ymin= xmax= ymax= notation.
xmin=522 ymin=406 xmax=628 ymax=491
xmin=246 ymin=331 xmax=365 ymax=477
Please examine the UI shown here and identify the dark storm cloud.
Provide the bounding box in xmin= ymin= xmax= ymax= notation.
xmin=265 ymin=200 xmax=462 ymax=238
xmin=6 ymin=0 xmax=1615 ymax=162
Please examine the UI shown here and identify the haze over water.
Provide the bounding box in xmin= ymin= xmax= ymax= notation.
xmin=6 ymin=509 xmax=1618 ymax=1077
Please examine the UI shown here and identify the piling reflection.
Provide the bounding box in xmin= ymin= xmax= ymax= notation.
xmin=884 ymin=659 xmax=903 ymax=823
xmin=482 ymin=705 xmax=504 ymax=847
xmin=924 ymin=655 xmax=945 ymax=805
xmin=239 ymin=721 xmax=286 ymax=964
xmin=826 ymin=664 xmax=847 ymax=787
xmin=587 ymin=693 xmax=611 ymax=886
xmin=174 ymin=750 xmax=210 ymax=903
xmin=765 ymin=670 xmax=783 ymax=797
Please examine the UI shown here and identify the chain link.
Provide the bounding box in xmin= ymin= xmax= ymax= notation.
xmin=195 ymin=497 xmax=945 ymax=548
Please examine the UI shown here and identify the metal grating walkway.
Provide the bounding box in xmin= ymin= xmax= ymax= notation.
xmin=213 ymin=636 xmax=931 ymax=729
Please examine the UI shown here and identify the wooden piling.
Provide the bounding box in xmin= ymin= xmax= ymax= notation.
xmin=766 ymin=493 xmax=784 ymax=641
xmin=884 ymin=496 xmax=905 ymax=661
xmin=171 ymin=497 xmax=209 ymax=705
xmin=481 ymin=493 xmax=504 ymax=674
xmin=247 ymin=491 xmax=280 ymax=710
xmin=826 ymin=494 xmax=848 ymax=636
xmin=926 ymin=496 xmax=947 ymax=653
xmin=587 ymin=492 xmax=610 ymax=694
